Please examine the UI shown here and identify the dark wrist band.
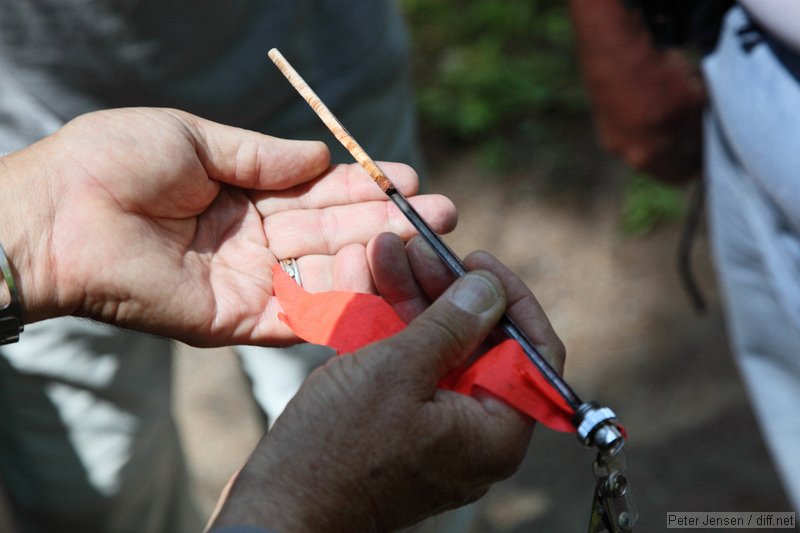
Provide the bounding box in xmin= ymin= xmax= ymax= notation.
xmin=0 ymin=243 xmax=24 ymax=344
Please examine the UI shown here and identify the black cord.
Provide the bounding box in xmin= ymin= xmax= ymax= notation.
xmin=677 ymin=179 xmax=707 ymax=313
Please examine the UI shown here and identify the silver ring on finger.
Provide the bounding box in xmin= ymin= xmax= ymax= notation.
xmin=279 ymin=258 xmax=303 ymax=287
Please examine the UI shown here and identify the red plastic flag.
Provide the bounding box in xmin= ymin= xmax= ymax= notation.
xmin=273 ymin=264 xmax=575 ymax=432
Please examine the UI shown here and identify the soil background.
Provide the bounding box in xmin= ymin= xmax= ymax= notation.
xmin=172 ymin=138 xmax=795 ymax=532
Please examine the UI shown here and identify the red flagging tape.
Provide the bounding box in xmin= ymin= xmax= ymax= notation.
xmin=273 ymin=265 xmax=575 ymax=432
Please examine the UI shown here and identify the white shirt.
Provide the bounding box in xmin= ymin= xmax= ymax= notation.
xmin=739 ymin=0 xmax=800 ymax=52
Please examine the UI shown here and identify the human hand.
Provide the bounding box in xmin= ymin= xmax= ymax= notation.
xmin=209 ymin=234 xmax=565 ymax=532
xmin=0 ymin=108 xmax=456 ymax=345
xmin=569 ymin=0 xmax=707 ymax=183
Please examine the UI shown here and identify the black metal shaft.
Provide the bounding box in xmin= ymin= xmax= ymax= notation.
xmin=387 ymin=189 xmax=583 ymax=411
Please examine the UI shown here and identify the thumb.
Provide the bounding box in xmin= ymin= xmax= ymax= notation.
xmin=181 ymin=111 xmax=331 ymax=190
xmin=391 ymin=271 xmax=507 ymax=386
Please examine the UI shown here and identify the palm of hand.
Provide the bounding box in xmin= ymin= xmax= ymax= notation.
xmin=39 ymin=108 xmax=455 ymax=346
xmin=43 ymin=109 xmax=274 ymax=344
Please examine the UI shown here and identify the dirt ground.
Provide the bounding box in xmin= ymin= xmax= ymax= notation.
xmin=172 ymin=146 xmax=794 ymax=532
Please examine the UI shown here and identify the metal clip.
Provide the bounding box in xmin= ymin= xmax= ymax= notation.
xmin=588 ymin=449 xmax=638 ymax=532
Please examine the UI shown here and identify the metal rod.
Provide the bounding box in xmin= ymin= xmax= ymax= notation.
xmin=388 ymin=190 xmax=582 ymax=410
xmin=268 ymin=47 xmax=583 ymax=412
xmin=385 ymin=189 xmax=467 ymax=277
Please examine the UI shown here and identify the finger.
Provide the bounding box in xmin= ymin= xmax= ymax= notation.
xmin=463 ymin=251 xmax=565 ymax=373
xmin=387 ymin=271 xmax=507 ymax=388
xmin=366 ymin=233 xmax=430 ymax=323
xmin=431 ymin=389 xmax=534 ymax=482
xmin=274 ymin=244 xmax=373 ymax=294
xmin=264 ymin=194 xmax=457 ymax=258
xmin=252 ymin=162 xmax=419 ymax=216
xmin=408 ymin=241 xmax=564 ymax=372
xmin=177 ymin=110 xmax=332 ymax=190
xmin=333 ymin=243 xmax=375 ymax=294
xmin=406 ymin=236 xmax=459 ymax=301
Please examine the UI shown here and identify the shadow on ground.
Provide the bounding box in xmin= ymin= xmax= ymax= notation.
xmin=475 ymin=306 xmax=789 ymax=532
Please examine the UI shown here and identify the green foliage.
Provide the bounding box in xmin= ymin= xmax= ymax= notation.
xmin=402 ymin=0 xmax=586 ymax=147
xmin=403 ymin=1 xmax=689 ymax=228
xmin=621 ymin=173 xmax=686 ymax=235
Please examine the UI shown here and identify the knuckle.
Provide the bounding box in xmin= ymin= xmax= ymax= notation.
xmin=316 ymin=208 xmax=341 ymax=254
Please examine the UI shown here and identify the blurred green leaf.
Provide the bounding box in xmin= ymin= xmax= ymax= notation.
xmin=621 ymin=173 xmax=686 ymax=235
xmin=402 ymin=0 xmax=587 ymax=148
xmin=403 ymin=0 xmax=688 ymax=222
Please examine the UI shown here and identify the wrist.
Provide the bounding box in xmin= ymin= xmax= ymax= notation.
xmin=0 ymin=146 xmax=62 ymax=324
xmin=210 ymin=437 xmax=378 ymax=533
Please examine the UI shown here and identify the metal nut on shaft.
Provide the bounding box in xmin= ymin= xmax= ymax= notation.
xmin=574 ymin=402 xmax=624 ymax=454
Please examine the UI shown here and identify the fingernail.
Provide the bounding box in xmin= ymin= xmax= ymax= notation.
xmin=449 ymin=274 xmax=500 ymax=314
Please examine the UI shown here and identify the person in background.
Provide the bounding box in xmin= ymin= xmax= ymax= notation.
xmin=0 ymin=107 xmax=556 ymax=533
xmin=568 ymin=0 xmax=800 ymax=511
xmin=0 ymin=2 xmax=428 ymax=530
